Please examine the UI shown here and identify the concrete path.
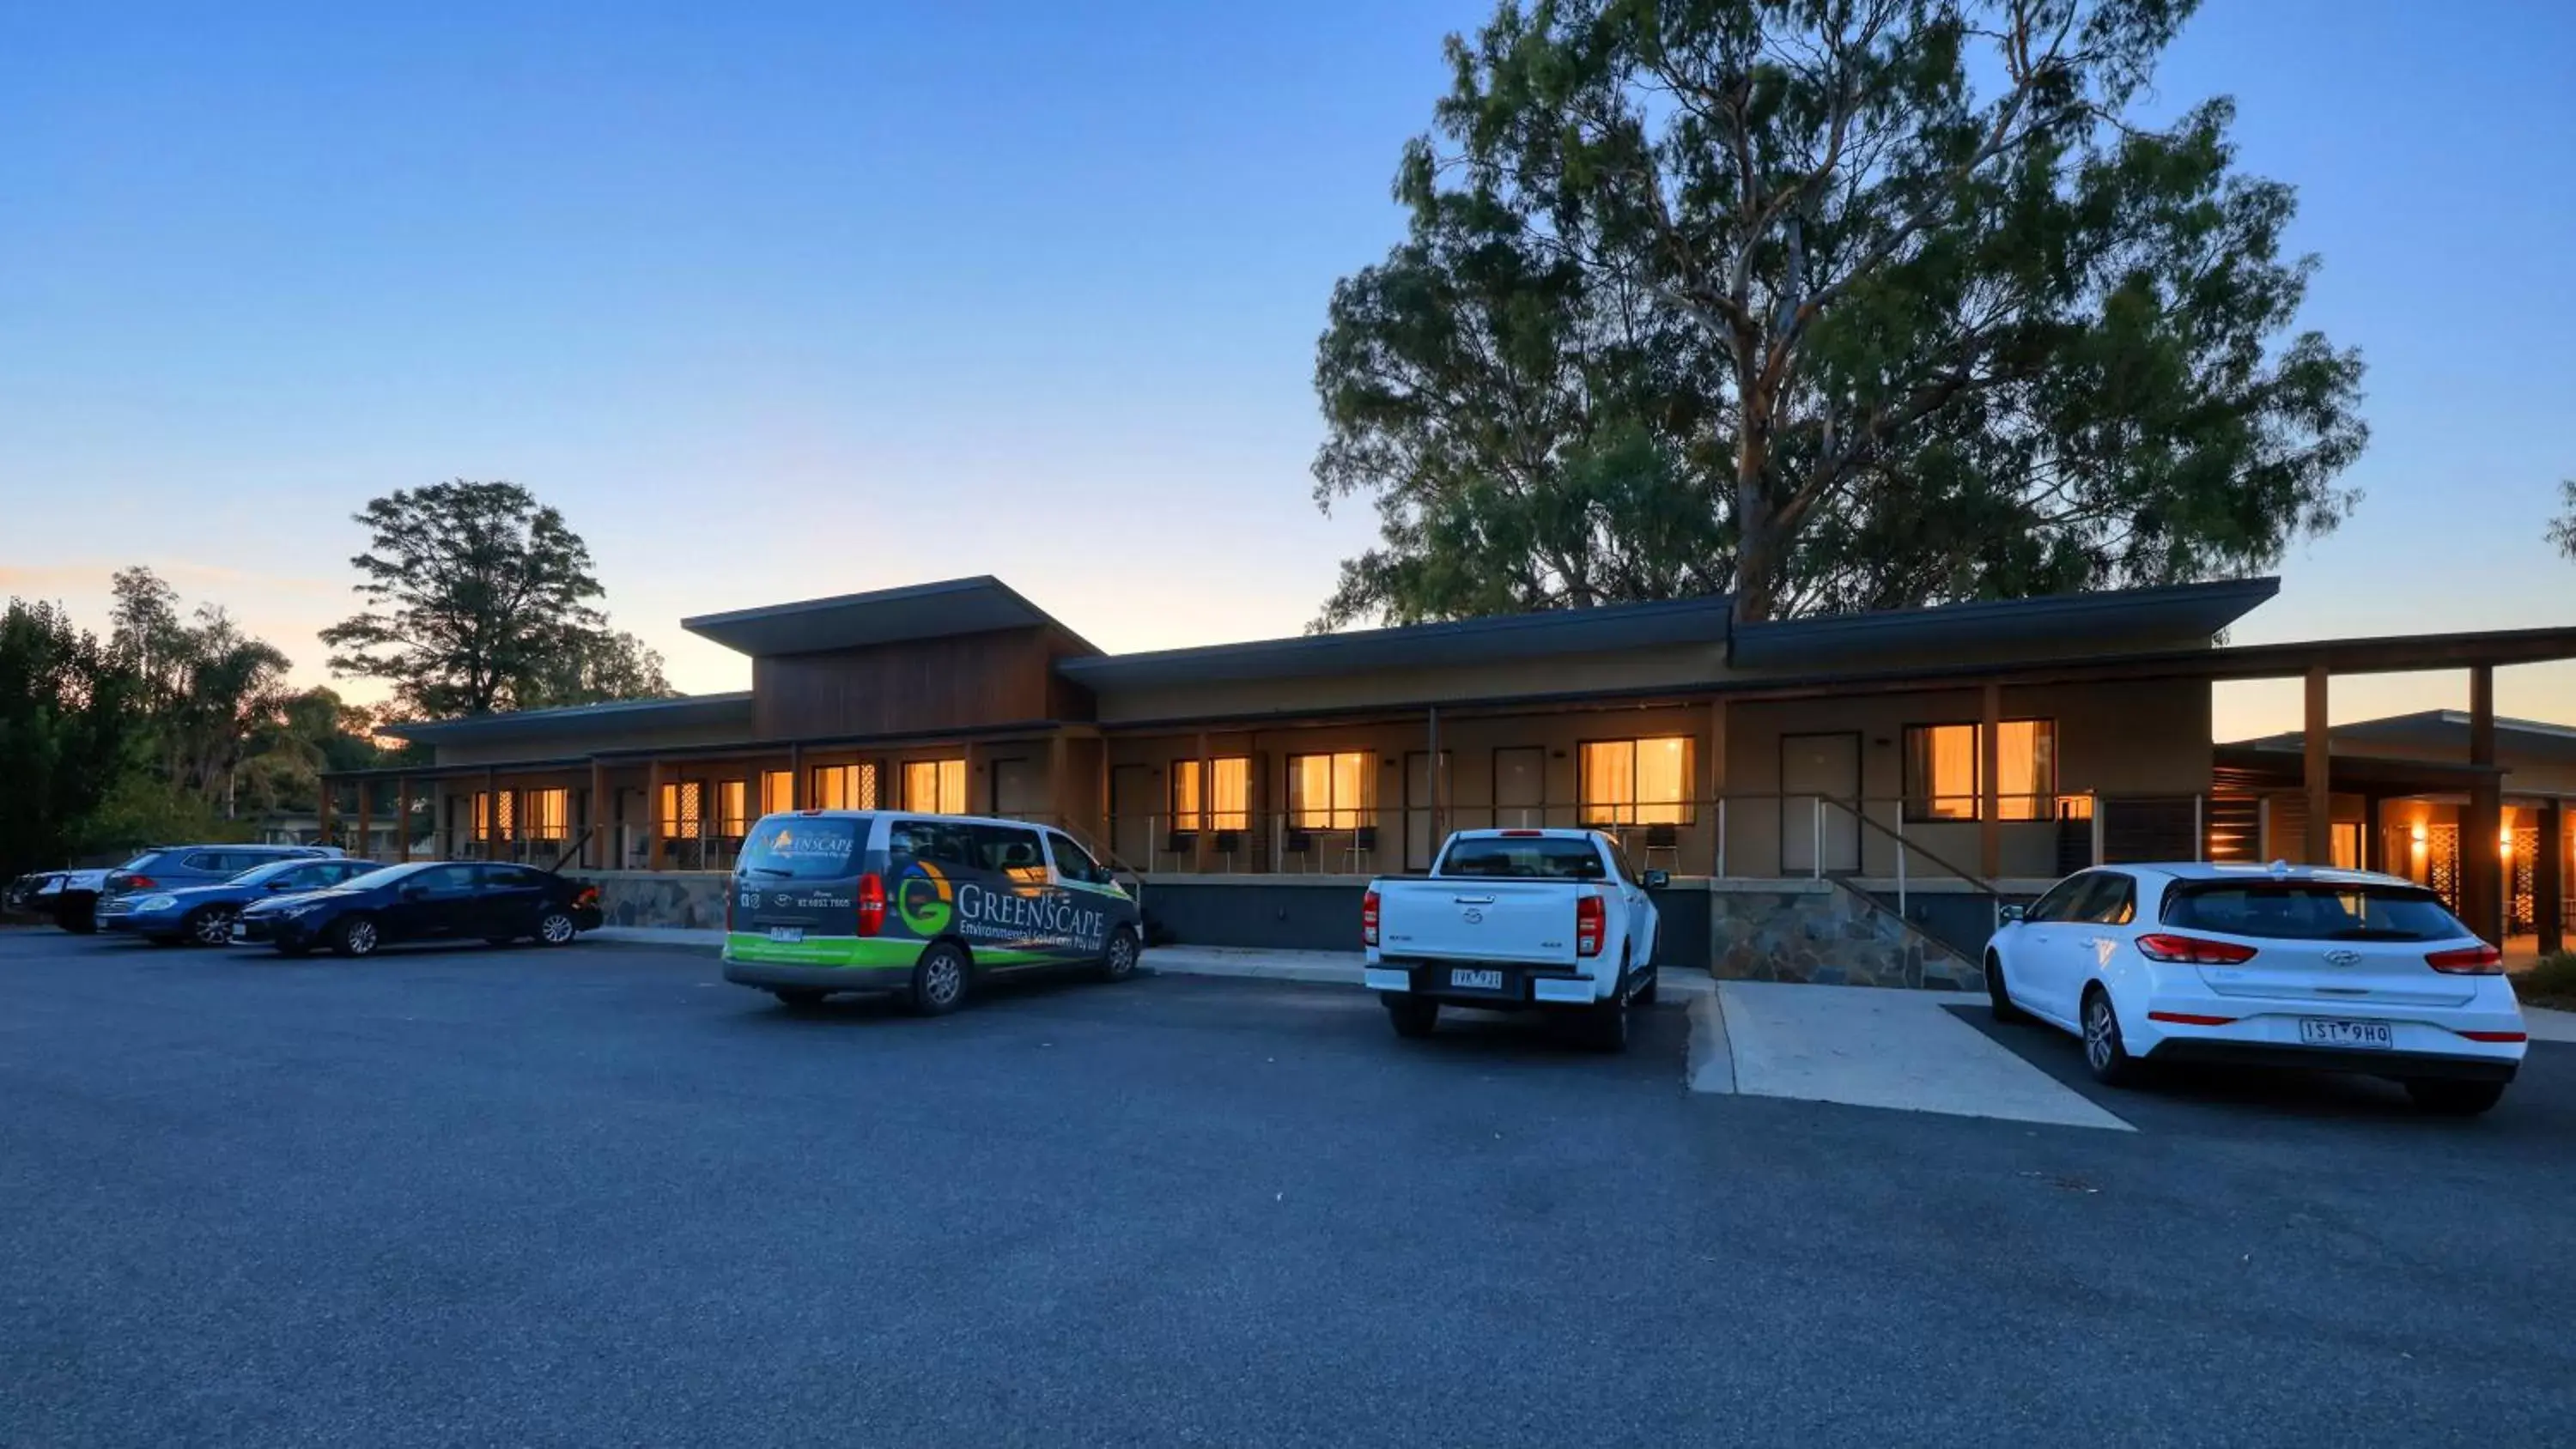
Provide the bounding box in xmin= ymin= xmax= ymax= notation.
xmin=1706 ymin=980 xmax=2134 ymax=1132
xmin=2527 ymin=1006 xmax=2576 ymax=1044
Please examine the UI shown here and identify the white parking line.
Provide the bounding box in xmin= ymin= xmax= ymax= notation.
xmin=1707 ymin=981 xmax=2133 ymax=1132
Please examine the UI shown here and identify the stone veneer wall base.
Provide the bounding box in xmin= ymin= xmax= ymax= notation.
xmin=1705 ymin=879 xmax=1984 ymax=993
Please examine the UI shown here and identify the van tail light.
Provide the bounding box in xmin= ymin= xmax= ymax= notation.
xmin=1361 ymin=888 xmax=1380 ymax=948
xmin=857 ymin=873 xmax=886 ymax=937
xmin=2427 ymin=943 xmax=2504 ymax=975
xmin=2133 ymin=933 xmax=2258 ymax=966
xmin=1576 ymin=894 xmax=1605 ymax=957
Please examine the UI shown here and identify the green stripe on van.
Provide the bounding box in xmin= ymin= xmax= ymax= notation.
xmin=722 ymin=935 xmax=1065 ymax=970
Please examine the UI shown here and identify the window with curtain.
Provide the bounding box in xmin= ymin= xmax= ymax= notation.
xmin=760 ymin=770 xmax=794 ymax=815
xmin=809 ymin=763 xmax=878 ymax=811
xmin=902 ymin=758 xmax=967 ymax=815
xmin=1578 ymin=738 xmax=1691 ymax=825
xmin=718 ymin=780 xmax=750 ymax=836
xmin=472 ymin=791 xmax=492 ymax=842
xmin=1903 ymin=720 xmax=2057 ymax=822
xmin=1169 ymin=757 xmax=1251 ymax=833
xmin=1288 ymin=752 xmax=1368 ymax=829
xmin=659 ymin=781 xmax=702 ymax=838
xmin=523 ymin=788 xmax=568 ymax=840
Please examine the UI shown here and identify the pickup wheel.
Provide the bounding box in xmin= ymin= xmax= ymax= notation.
xmin=1583 ymin=986 xmax=1631 ymax=1053
xmin=1384 ymin=995 xmax=1439 ymax=1040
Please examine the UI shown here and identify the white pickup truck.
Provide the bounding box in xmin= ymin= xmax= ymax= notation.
xmin=1362 ymin=828 xmax=1666 ymax=1052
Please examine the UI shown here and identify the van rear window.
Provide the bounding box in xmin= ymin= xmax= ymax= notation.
xmin=2160 ymin=882 xmax=2468 ymax=942
xmin=1438 ymin=839 xmax=1607 ymax=880
xmin=739 ymin=818 xmax=863 ymax=880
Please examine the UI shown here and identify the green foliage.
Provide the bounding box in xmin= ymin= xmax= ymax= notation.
xmin=0 ymin=599 xmax=145 ymax=880
xmin=1313 ymin=0 xmax=2367 ymax=626
xmin=320 ymin=479 xmax=669 ymax=718
xmin=2521 ymin=950 xmax=2576 ymax=1011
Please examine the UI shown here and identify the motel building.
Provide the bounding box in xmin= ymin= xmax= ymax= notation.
xmin=319 ymin=576 xmax=2576 ymax=989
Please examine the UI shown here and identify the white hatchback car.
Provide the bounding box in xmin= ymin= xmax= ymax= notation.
xmin=1986 ymin=863 xmax=2527 ymax=1115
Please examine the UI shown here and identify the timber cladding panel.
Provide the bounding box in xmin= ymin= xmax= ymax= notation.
xmin=752 ymin=627 xmax=1094 ymax=737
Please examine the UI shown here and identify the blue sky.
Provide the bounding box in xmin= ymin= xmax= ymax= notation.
xmin=2 ymin=0 xmax=2570 ymax=738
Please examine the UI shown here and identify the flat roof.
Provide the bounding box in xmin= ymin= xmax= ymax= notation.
xmin=683 ymin=576 xmax=1098 ymax=658
xmin=2232 ymin=709 xmax=2576 ymax=764
xmin=1057 ymin=594 xmax=1735 ymax=688
xmin=1729 ymin=578 xmax=2279 ymax=669
xmin=382 ymin=692 xmax=756 ymax=744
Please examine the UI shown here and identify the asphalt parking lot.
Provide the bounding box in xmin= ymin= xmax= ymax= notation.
xmin=5 ymin=927 xmax=2573 ymax=1447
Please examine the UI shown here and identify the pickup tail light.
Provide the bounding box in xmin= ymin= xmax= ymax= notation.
xmin=1361 ymin=888 xmax=1380 ymax=948
xmin=2427 ymin=943 xmax=2504 ymax=975
xmin=857 ymin=873 xmax=886 ymax=937
xmin=2133 ymin=933 xmax=2258 ymax=966
xmin=1576 ymin=894 xmax=1605 ymax=957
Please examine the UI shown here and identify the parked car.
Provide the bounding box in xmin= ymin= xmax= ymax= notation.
xmin=720 ymin=810 xmax=1144 ymax=1013
xmin=1985 ymin=862 xmax=2527 ymax=1115
xmin=5 ymin=870 xmax=64 ymax=915
xmin=33 ymin=866 xmax=115 ymax=933
xmin=98 ymin=857 xmax=383 ymax=947
xmin=101 ymin=844 xmax=343 ymax=903
xmin=1362 ymin=828 xmax=1666 ymax=1051
xmin=232 ymin=862 xmax=603 ymax=958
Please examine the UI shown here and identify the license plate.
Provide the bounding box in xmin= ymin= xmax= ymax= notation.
xmin=767 ymin=926 xmax=805 ymax=944
xmin=2299 ymin=1018 xmax=2392 ymax=1049
xmin=1449 ymin=968 xmax=1503 ymax=991
xmin=229 ymin=924 xmax=249 ymax=942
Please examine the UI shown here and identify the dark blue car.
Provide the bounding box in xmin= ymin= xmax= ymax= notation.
xmin=233 ymin=861 xmax=604 ymax=958
xmin=97 ymin=857 xmax=383 ymax=947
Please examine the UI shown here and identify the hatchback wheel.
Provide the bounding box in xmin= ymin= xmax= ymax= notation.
xmin=186 ymin=906 xmax=237 ymax=948
xmin=1986 ymin=951 xmax=2029 ymax=1024
xmin=535 ymin=909 xmax=578 ymax=948
xmin=2405 ymin=1079 xmax=2506 ymax=1117
xmin=2081 ymin=986 xmax=2138 ymax=1087
xmin=912 ymin=943 xmax=969 ymax=1016
xmin=331 ymin=915 xmax=380 ymax=959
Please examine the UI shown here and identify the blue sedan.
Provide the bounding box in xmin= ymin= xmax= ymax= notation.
xmin=97 ymin=857 xmax=383 ymax=947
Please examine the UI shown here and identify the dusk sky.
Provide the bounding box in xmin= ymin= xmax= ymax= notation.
xmin=3 ymin=0 xmax=2571 ymax=739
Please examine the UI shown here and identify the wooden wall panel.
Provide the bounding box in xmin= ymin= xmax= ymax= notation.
xmin=755 ymin=627 xmax=1091 ymax=738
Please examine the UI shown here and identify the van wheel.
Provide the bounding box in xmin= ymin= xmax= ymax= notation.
xmin=1100 ymin=926 xmax=1140 ymax=983
xmin=912 ymin=943 xmax=970 ymax=1016
xmin=1384 ymin=995 xmax=1438 ymax=1039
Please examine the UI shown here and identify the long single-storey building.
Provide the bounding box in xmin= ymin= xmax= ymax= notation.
xmin=324 ymin=575 xmax=2576 ymax=985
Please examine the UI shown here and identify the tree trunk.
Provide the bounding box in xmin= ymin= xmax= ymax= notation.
xmin=1730 ymin=404 xmax=1779 ymax=622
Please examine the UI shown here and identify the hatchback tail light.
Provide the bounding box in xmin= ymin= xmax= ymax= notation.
xmin=1576 ymin=894 xmax=1605 ymax=957
xmin=2133 ymin=932 xmax=2258 ymax=966
xmin=124 ymin=876 xmax=156 ymax=893
xmin=856 ymin=873 xmax=886 ymax=937
xmin=2426 ymin=943 xmax=2504 ymax=975
xmin=1361 ymin=888 xmax=1380 ymax=947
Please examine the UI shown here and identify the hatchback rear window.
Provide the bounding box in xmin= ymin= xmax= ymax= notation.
xmin=2161 ymin=882 xmax=2470 ymax=942
xmin=1438 ymin=838 xmax=1607 ymax=880
xmin=740 ymin=817 xmax=864 ymax=880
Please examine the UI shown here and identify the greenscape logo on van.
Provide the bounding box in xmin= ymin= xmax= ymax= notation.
xmin=896 ymin=860 xmax=953 ymax=934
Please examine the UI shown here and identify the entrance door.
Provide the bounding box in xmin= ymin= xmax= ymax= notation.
xmin=1493 ymin=747 xmax=1546 ymax=830
xmin=1403 ymin=751 xmax=1451 ymax=871
xmin=989 ymin=757 xmax=1041 ymax=820
xmin=1108 ymin=765 xmax=1154 ymax=870
xmin=1780 ymin=732 xmax=1862 ymax=875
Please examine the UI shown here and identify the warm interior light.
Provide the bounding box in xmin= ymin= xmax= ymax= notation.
xmin=2409 ymin=823 xmax=2427 ymax=846
xmin=2500 ymin=828 xmax=2514 ymax=860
